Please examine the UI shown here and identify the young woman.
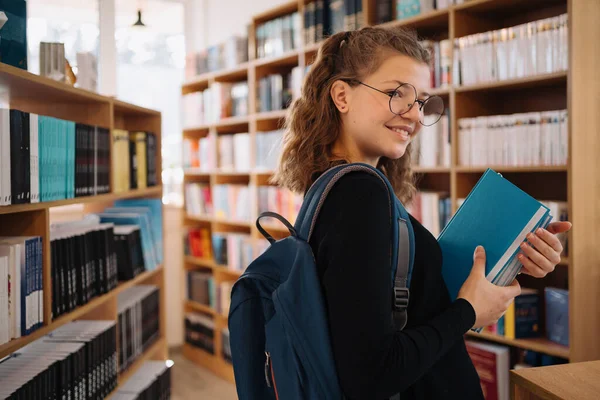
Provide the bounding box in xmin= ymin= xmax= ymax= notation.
xmin=271 ymin=26 xmax=571 ymax=400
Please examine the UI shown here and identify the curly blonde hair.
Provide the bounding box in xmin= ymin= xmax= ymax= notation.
xmin=270 ymin=26 xmax=431 ymax=203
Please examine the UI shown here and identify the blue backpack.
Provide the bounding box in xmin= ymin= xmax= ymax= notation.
xmin=228 ymin=162 xmax=415 ymax=399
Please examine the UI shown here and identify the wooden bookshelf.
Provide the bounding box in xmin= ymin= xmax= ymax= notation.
xmin=0 ymin=63 xmax=168 ymax=390
xmin=181 ymin=0 xmax=600 ymax=384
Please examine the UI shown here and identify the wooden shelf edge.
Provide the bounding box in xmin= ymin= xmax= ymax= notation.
xmin=112 ymin=99 xmax=160 ymax=116
xmin=252 ymin=50 xmax=299 ymax=68
xmin=182 ymin=343 xmax=235 ymax=384
xmin=455 ymin=71 xmax=567 ymax=93
xmin=255 ymin=109 xmax=289 ymax=121
xmin=186 ymin=300 xmax=217 ymax=316
xmin=455 ymin=166 xmax=567 ymax=173
xmin=105 ymin=337 xmax=167 ymax=399
xmin=466 ymin=331 xmax=570 ymax=359
xmin=0 ymin=267 xmax=162 ymax=359
xmin=0 ymin=186 xmax=162 ymax=215
xmin=378 ymin=8 xmax=449 ymax=30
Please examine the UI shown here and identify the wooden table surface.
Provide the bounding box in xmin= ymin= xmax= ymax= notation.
xmin=510 ymin=360 xmax=600 ymax=399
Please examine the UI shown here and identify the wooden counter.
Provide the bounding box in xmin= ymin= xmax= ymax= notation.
xmin=510 ymin=361 xmax=600 ymax=399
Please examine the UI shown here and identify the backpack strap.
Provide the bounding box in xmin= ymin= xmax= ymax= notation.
xmin=393 ymin=216 xmax=411 ymax=330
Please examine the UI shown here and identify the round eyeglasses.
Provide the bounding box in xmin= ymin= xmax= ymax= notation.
xmin=347 ymin=80 xmax=445 ymax=126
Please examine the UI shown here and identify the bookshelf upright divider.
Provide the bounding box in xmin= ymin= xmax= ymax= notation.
xmin=181 ymin=0 xmax=600 ymax=384
xmin=0 ymin=61 xmax=168 ymax=395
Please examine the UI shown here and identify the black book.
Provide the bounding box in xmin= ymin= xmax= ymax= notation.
xmin=9 ymin=110 xmax=30 ymax=204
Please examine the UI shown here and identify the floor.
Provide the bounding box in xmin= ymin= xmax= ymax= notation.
xmin=169 ymin=348 xmax=238 ymax=400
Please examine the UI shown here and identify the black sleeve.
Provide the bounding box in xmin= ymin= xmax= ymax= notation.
xmin=310 ymin=172 xmax=476 ymax=399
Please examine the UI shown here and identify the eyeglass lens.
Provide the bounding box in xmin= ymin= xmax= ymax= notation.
xmin=389 ymin=84 xmax=444 ymax=126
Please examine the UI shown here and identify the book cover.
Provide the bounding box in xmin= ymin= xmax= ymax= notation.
xmin=465 ymin=340 xmax=510 ymax=400
xmin=437 ymin=169 xmax=551 ymax=302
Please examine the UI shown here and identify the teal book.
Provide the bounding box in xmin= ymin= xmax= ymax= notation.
xmin=437 ymin=169 xmax=552 ymax=306
xmin=114 ymin=199 xmax=164 ymax=264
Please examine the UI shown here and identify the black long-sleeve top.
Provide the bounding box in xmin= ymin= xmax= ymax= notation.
xmin=308 ymin=170 xmax=485 ymax=400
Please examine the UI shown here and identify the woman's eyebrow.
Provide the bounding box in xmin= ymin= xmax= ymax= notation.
xmin=381 ymin=80 xmax=430 ymax=97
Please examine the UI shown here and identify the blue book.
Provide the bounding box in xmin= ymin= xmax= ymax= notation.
xmin=437 ymin=169 xmax=552 ymax=305
xmin=114 ymin=199 xmax=163 ymax=264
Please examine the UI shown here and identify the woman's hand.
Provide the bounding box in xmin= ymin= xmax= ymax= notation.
xmin=518 ymin=221 xmax=572 ymax=278
xmin=458 ymin=246 xmax=521 ymax=329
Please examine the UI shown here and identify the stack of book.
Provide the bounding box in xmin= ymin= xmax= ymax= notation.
xmin=303 ymin=0 xmax=365 ymax=44
xmin=255 ymin=130 xmax=283 ymax=171
xmin=212 ymin=232 xmax=253 ymax=272
xmin=0 ymin=236 xmax=44 ymax=344
xmin=185 ymin=312 xmax=215 ymax=354
xmin=0 ymin=109 xmax=111 ymax=206
xmin=438 ymin=169 xmax=555 ymax=308
xmin=411 ymin=111 xmax=451 ymax=168
xmin=0 ymin=320 xmax=118 ymax=399
xmin=110 ymin=361 xmax=172 ymax=400
xmin=183 ymin=136 xmax=215 ymax=171
xmin=39 ymin=42 xmax=66 ymax=83
xmin=454 ymin=14 xmax=568 ymax=86
xmin=218 ymin=133 xmax=251 ymax=172
xmin=185 ymin=35 xmax=248 ymax=78
xmin=458 ymin=110 xmax=568 ymax=167
xmin=187 ymin=270 xmax=214 ymax=307
xmin=258 ymin=73 xmax=295 ymax=113
xmin=212 ymin=184 xmax=252 ymax=222
xmin=184 ymin=227 xmax=213 ymax=259
xmin=117 ymin=285 xmax=161 ymax=372
xmin=185 ymin=183 xmax=213 ymax=217
xmin=407 ymin=191 xmax=451 ymax=237
xmin=257 ymin=186 xmax=303 ymax=225
xmin=256 ymin=12 xmax=301 ymax=59
xmin=111 ymin=129 xmax=158 ymax=193
xmin=50 ymin=219 xmax=118 ymax=319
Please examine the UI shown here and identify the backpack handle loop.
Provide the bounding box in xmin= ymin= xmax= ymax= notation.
xmin=256 ymin=212 xmax=298 ymax=244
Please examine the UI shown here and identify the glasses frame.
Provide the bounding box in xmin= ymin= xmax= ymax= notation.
xmin=345 ymin=79 xmax=444 ymax=126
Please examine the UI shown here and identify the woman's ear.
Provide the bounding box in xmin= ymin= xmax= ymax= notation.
xmin=330 ymin=80 xmax=351 ymax=113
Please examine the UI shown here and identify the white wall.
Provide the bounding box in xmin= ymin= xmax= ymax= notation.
xmin=185 ymin=0 xmax=292 ymax=52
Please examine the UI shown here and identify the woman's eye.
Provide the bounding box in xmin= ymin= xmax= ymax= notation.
xmin=388 ymin=91 xmax=402 ymax=98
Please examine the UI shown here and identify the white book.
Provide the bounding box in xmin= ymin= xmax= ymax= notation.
xmin=30 ymin=114 xmax=39 ymax=203
xmin=0 ymin=108 xmax=10 ymax=206
xmin=0 ymin=244 xmax=18 ymax=339
xmin=0 ymin=256 xmax=8 ymax=345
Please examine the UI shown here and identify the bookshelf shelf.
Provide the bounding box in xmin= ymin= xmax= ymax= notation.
xmin=0 ymin=186 xmax=163 ymax=215
xmin=182 ymin=0 xmax=600 ymax=385
xmin=253 ymin=50 xmax=300 ymax=69
xmin=466 ymin=331 xmax=570 ymax=360
xmin=0 ymin=266 xmax=163 ymax=359
xmin=215 ymin=115 xmax=251 ymax=133
xmin=213 ymin=63 xmax=250 ymax=82
xmin=454 ymin=72 xmax=567 ymax=94
xmin=378 ymin=8 xmax=449 ymax=32
xmin=455 ymin=166 xmax=568 ymax=173
xmin=185 ymin=256 xmax=218 ymax=268
xmin=186 ymin=300 xmax=217 ymax=316
xmin=185 ymin=214 xmax=214 ymax=224
xmin=183 ymin=126 xmax=211 ymax=136
xmin=0 ymin=63 xmax=168 ymax=395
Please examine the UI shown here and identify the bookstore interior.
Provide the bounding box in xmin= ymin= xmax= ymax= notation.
xmin=0 ymin=0 xmax=599 ymax=399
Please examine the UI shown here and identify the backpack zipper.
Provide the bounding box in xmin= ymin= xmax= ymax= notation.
xmin=265 ymin=352 xmax=280 ymax=399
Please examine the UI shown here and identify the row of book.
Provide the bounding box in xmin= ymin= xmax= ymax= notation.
xmin=406 ymin=192 xmax=451 ymax=238
xmin=185 ymin=183 xmax=213 ymax=217
xmin=222 ymin=328 xmax=232 ymax=364
xmin=421 ymin=40 xmax=452 ymax=89
xmin=481 ymin=287 xmax=569 ymax=347
xmin=111 ymin=360 xmax=171 ymax=400
xmin=465 ymin=340 xmax=568 ymax=400
xmin=185 ymin=35 xmax=248 ymax=79
xmin=117 ymin=285 xmax=161 ymax=372
xmin=396 ymin=0 xmax=451 ymax=20
xmin=0 ymin=236 xmax=44 ymax=344
xmin=258 ymin=186 xmax=303 ymax=226
xmin=458 ymin=110 xmax=568 ymax=167
xmin=183 ymin=129 xmax=283 ymax=173
xmin=410 ymin=110 xmax=450 ymax=167
xmin=258 ymin=73 xmax=296 ymax=113
xmin=50 ymin=199 xmax=163 ymax=319
xmin=112 ymin=129 xmax=158 ymax=193
xmin=212 ymin=184 xmax=253 ymax=222
xmin=0 ymin=320 xmax=118 ymax=400
xmin=0 ymin=109 xmax=111 ymax=206
xmin=185 ymin=312 xmax=215 ymax=354
xmin=256 ymin=12 xmax=301 ymax=59
xmin=184 ymin=227 xmax=213 ymax=260
xmin=455 ymin=14 xmax=568 ymax=86
xmin=219 ymin=133 xmax=251 ymax=172
xmin=304 ymin=0 xmax=365 ymax=46
xmin=183 ymin=136 xmax=213 ymax=171
xmin=182 ymin=81 xmax=249 ymax=128
xmin=212 ymin=233 xmax=254 ymax=272
xmin=187 ymin=271 xmax=233 ymax=315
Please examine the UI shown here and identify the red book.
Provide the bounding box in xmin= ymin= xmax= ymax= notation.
xmin=465 ymin=340 xmax=510 ymax=400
